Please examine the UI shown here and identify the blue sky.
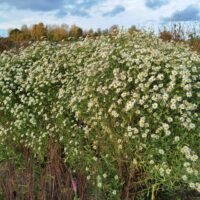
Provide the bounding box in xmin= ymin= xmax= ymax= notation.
xmin=0 ymin=0 xmax=200 ymax=36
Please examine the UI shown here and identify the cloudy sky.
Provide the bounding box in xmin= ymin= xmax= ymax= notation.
xmin=0 ymin=0 xmax=200 ymax=36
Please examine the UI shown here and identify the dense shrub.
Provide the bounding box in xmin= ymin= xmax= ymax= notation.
xmin=159 ymin=30 xmax=173 ymax=42
xmin=0 ymin=31 xmax=199 ymax=199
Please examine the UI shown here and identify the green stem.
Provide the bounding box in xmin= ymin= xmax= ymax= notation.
xmin=151 ymin=184 xmax=157 ymax=200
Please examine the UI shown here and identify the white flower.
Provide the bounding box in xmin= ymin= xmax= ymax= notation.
xmin=152 ymin=103 xmax=158 ymax=109
xmin=125 ymin=99 xmax=135 ymax=111
xmin=182 ymin=175 xmax=188 ymax=181
xmin=153 ymin=85 xmax=159 ymax=91
xmin=189 ymin=123 xmax=195 ymax=129
xmin=111 ymin=110 xmax=119 ymax=118
xmin=85 ymin=167 xmax=89 ymax=171
xmin=186 ymin=167 xmax=193 ymax=174
xmin=159 ymin=149 xmax=164 ymax=155
xmin=165 ymin=130 xmax=171 ymax=136
xmin=114 ymin=175 xmax=119 ymax=180
xmin=174 ymin=136 xmax=180 ymax=142
xmin=97 ymin=182 xmax=102 ymax=188
xmin=149 ymin=160 xmax=154 ymax=164
xmin=128 ymin=132 xmax=133 ymax=137
xmin=133 ymin=128 xmax=139 ymax=134
xmin=139 ymin=117 xmax=145 ymax=127
xmin=117 ymin=139 xmax=122 ymax=143
xmin=128 ymin=77 xmax=133 ymax=82
xmin=139 ymin=99 xmax=144 ymax=105
xmin=157 ymin=74 xmax=164 ymax=80
xmin=142 ymin=133 xmax=147 ymax=138
xmin=179 ymin=104 xmax=185 ymax=109
xmin=186 ymin=92 xmax=192 ymax=97
xmin=197 ymin=184 xmax=200 ymax=192
xmin=103 ymin=173 xmax=107 ymax=178
xmin=121 ymin=92 xmax=128 ymax=98
xmin=112 ymin=190 xmax=117 ymax=195
xmin=181 ymin=146 xmax=191 ymax=154
xmin=163 ymin=123 xmax=169 ymax=130
xmin=163 ymin=93 xmax=169 ymax=100
xmin=166 ymin=168 xmax=171 ymax=175
xmin=159 ymin=168 xmax=164 ymax=176
xmin=93 ymin=157 xmax=97 ymax=161
xmin=191 ymin=155 xmax=198 ymax=162
xmin=189 ymin=182 xmax=195 ymax=189
xmin=87 ymin=175 xmax=91 ymax=180
xmin=170 ymin=103 xmax=176 ymax=110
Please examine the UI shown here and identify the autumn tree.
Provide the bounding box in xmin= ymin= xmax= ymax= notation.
xmin=21 ymin=24 xmax=31 ymax=40
xmin=31 ymin=23 xmax=47 ymax=40
xmin=48 ymin=24 xmax=68 ymax=41
xmin=69 ymin=25 xmax=83 ymax=39
xmin=9 ymin=28 xmax=23 ymax=41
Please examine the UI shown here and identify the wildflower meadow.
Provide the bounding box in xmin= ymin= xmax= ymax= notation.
xmin=0 ymin=31 xmax=199 ymax=199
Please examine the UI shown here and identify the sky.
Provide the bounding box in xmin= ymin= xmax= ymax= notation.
xmin=0 ymin=0 xmax=200 ymax=36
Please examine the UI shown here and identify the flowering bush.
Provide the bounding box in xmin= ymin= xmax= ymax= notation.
xmin=0 ymin=31 xmax=199 ymax=199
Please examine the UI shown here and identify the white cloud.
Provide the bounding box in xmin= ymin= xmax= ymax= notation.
xmin=0 ymin=0 xmax=200 ymax=32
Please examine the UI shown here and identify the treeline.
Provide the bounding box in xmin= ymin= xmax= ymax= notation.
xmin=0 ymin=23 xmax=138 ymax=52
xmin=7 ymin=22 xmax=138 ymax=42
xmin=9 ymin=23 xmax=81 ymax=41
xmin=1 ymin=22 xmax=200 ymax=53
